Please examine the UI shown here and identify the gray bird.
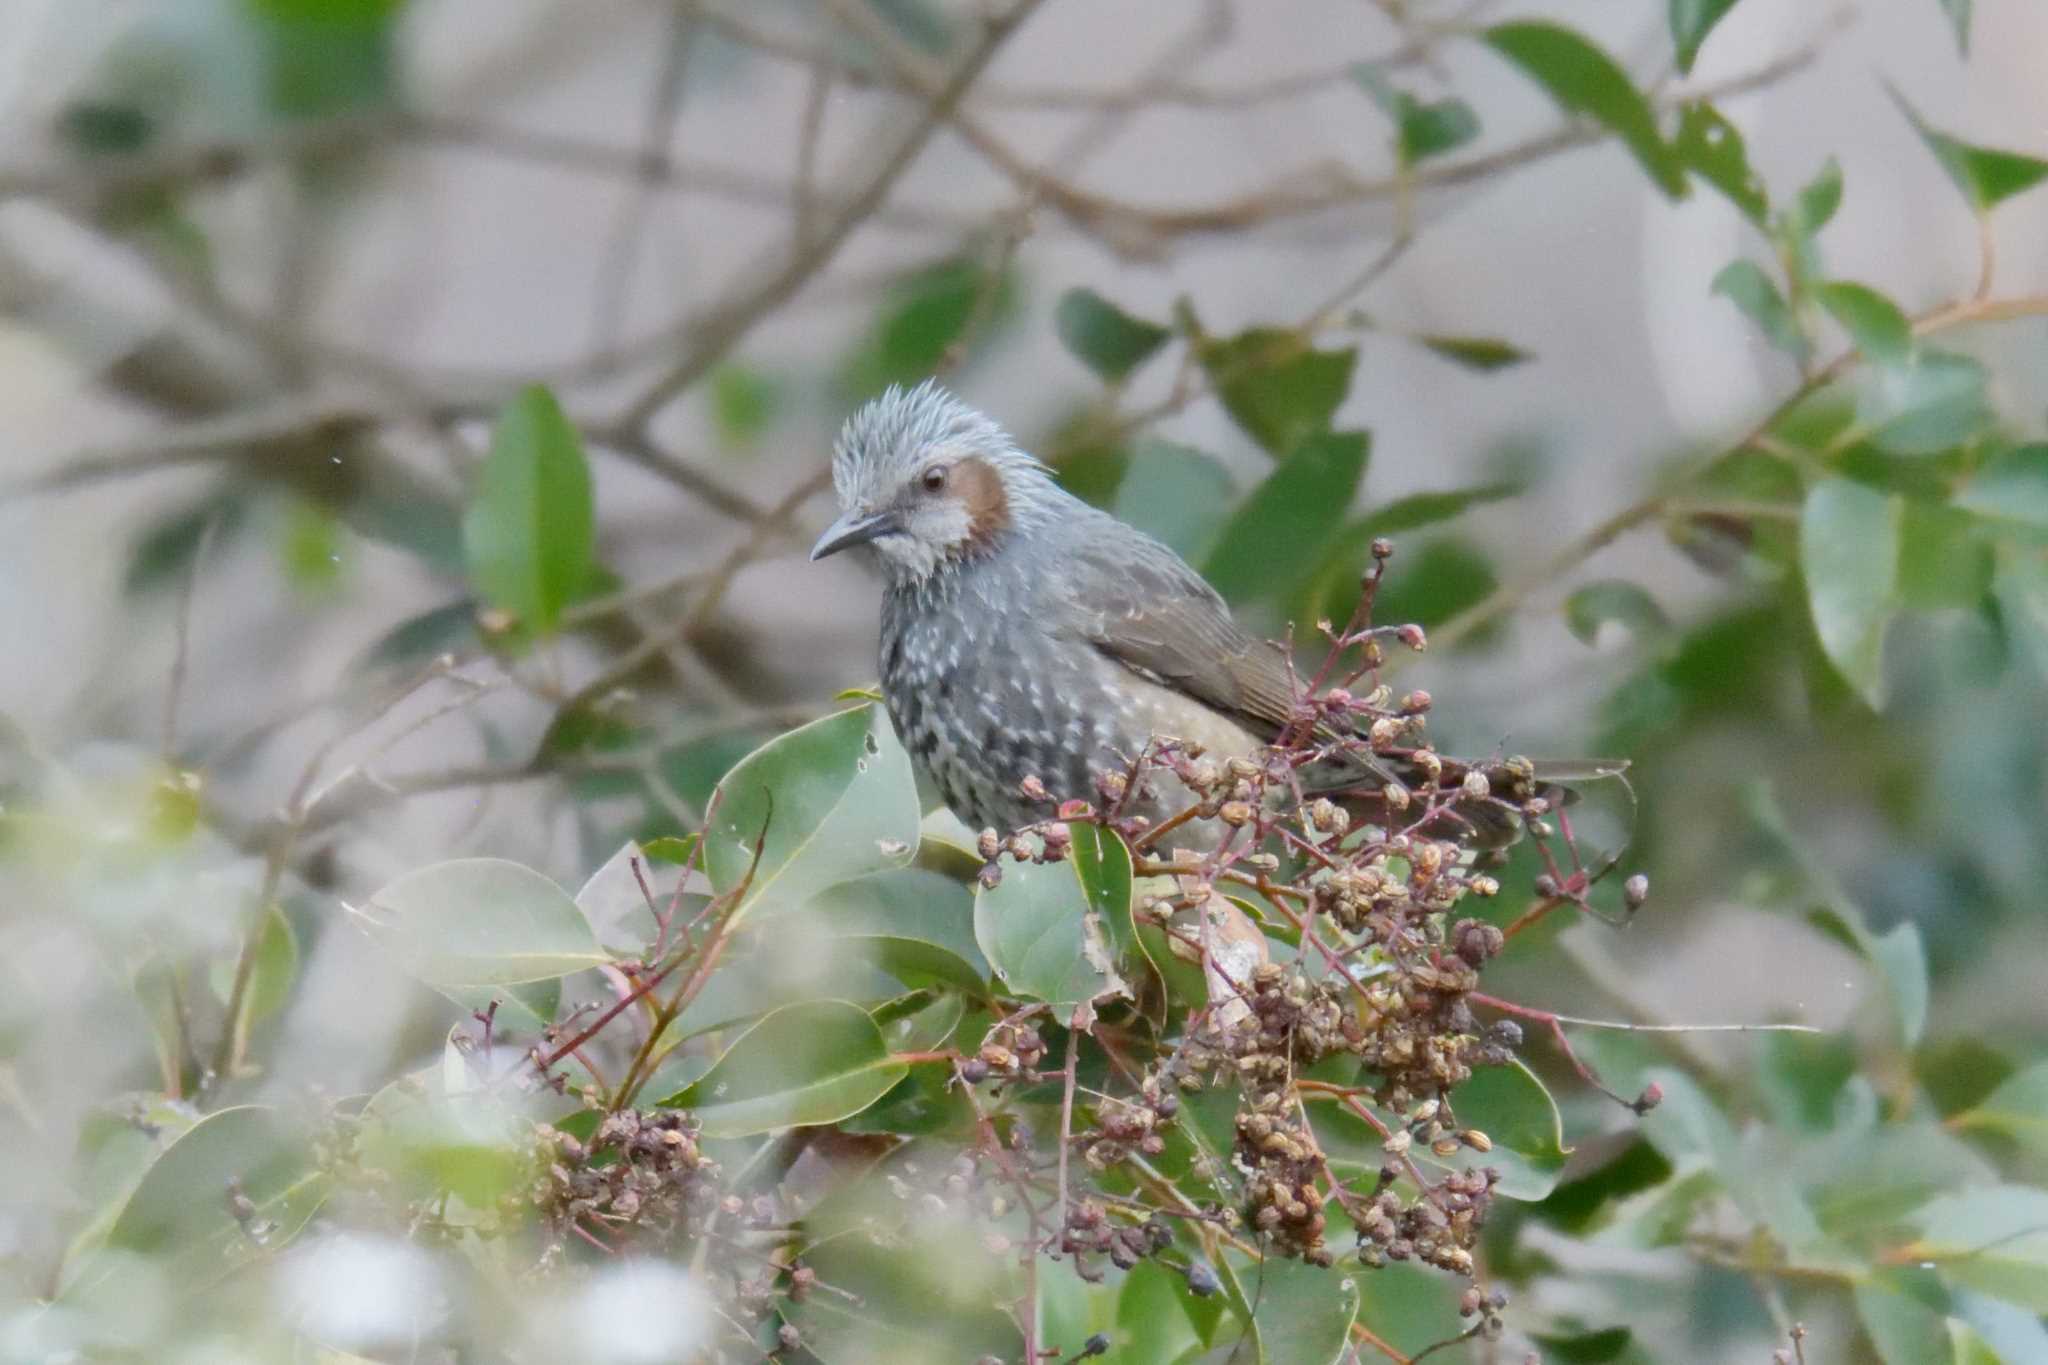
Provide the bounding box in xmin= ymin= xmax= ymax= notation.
xmin=810 ymin=380 xmax=1574 ymax=841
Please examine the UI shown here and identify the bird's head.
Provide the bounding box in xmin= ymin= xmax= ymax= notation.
xmin=811 ymin=381 xmax=1057 ymax=584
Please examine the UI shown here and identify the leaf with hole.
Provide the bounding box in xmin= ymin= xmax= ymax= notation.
xmin=658 ymin=1000 xmax=908 ymax=1136
xmin=1674 ymin=101 xmax=1768 ymax=223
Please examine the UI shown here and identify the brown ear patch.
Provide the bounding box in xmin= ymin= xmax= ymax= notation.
xmin=953 ymin=456 xmax=1012 ymax=552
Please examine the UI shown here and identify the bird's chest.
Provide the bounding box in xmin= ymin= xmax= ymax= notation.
xmin=879 ymin=581 xmax=1137 ymax=831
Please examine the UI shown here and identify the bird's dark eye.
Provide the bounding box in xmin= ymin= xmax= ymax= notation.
xmin=920 ymin=465 xmax=949 ymax=493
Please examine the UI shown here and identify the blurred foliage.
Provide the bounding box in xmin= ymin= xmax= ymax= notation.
xmin=5 ymin=1 xmax=2048 ymax=1364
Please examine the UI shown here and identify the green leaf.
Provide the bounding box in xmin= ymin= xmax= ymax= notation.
xmin=799 ymin=869 xmax=990 ymax=994
xmin=1801 ymin=478 xmax=1903 ymax=708
xmin=660 ymin=1000 xmax=908 ymax=1137
xmin=1055 ymin=288 xmax=1172 ymax=384
xmin=1954 ymin=1063 xmax=2048 ymax=1159
xmin=462 ymin=385 xmax=595 ymax=636
xmin=974 ymin=826 xmax=1132 ymax=1012
xmin=1798 ymin=157 xmax=1846 ymax=235
xmin=711 ymin=364 xmax=780 ymax=446
xmin=1359 ymin=481 xmax=1523 ymax=537
xmin=702 ymin=704 xmax=921 ymax=924
xmin=1109 ymin=1259 xmax=1203 ymax=1364
xmin=207 ymin=905 xmax=297 ymax=1025
xmin=1858 ymin=350 xmax=1994 ymax=456
xmin=1414 ymin=1059 xmax=1571 ymax=1199
xmin=1817 ymin=281 xmax=1913 ymax=365
xmin=1857 ymin=1272 xmax=1957 ymax=1365
xmin=1872 ymin=921 xmax=1930 ymax=1047
xmin=1713 ymin=260 xmax=1808 ymax=359
xmin=1950 ymin=1321 xmax=2005 ymax=1365
xmin=94 ymin=1107 xmax=324 ymax=1289
xmin=1204 ymin=430 xmax=1370 ymax=602
xmin=1485 ymin=22 xmax=1687 ymax=197
xmin=1415 ymin=334 xmax=1530 ymax=371
xmin=1112 ymin=440 xmax=1236 ymax=561
xmin=1992 ymin=544 xmax=2048 ymax=678
xmin=1891 ymin=87 xmax=2048 ymax=211
xmin=1673 ymin=101 xmax=1769 ymax=223
xmin=641 ymin=833 xmax=700 ymax=865
xmin=1370 ymin=537 xmax=1499 ymax=635
xmin=357 ymin=1066 xmax=533 ymax=1209
xmin=841 ymin=258 xmax=1016 ymax=398
xmin=1197 ymin=327 xmax=1357 ymax=456
xmin=1352 ymin=66 xmax=1481 ymax=165
xmin=1909 ymin=1186 xmax=2048 ymax=1311
xmin=353 ymin=857 xmax=610 ymax=988
xmin=1668 ymin=0 xmax=1741 ymax=73
xmin=1956 ymin=444 xmax=2048 ymax=528
xmin=1566 ymin=580 xmax=1672 ymax=647
xmin=1251 ymin=1256 xmax=1361 ymax=1365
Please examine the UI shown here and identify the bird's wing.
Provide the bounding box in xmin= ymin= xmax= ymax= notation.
xmin=1057 ymin=533 xmax=1304 ymax=741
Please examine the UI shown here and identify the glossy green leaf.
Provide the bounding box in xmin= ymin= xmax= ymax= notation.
xmin=1251 ymin=1256 xmax=1360 ymax=1365
xmin=1858 ymin=349 xmax=1994 ymax=456
xmin=1485 ymin=22 xmax=1687 ymax=197
xmin=1817 ymin=281 xmax=1913 ymax=365
xmin=462 ymin=385 xmax=594 ymax=636
xmin=702 ymin=704 xmax=920 ymax=924
xmin=1954 ymin=1063 xmax=2048 ymax=1159
xmin=1414 ymin=1059 xmax=1571 ymax=1199
xmin=1055 ymin=288 xmax=1172 ymax=384
xmin=1674 ymin=101 xmax=1768 ymax=223
xmin=1668 ymin=0 xmax=1741 ymax=73
xmin=1713 ymin=260 xmax=1807 ymax=359
xmin=1416 ymin=334 xmax=1530 ymax=371
xmin=1801 ymin=479 xmax=1902 ymax=708
xmin=1956 ymin=445 xmax=2048 ymax=527
xmin=94 ymin=1107 xmax=324 ymax=1289
xmin=660 ymin=1000 xmax=908 ymax=1136
xmin=1113 ymin=439 xmax=1236 ymax=561
xmin=1197 ymin=327 xmax=1357 ymax=456
xmin=353 ymin=857 xmax=609 ymax=988
xmin=1909 ymin=1186 xmax=2048 ymax=1310
xmin=1566 ymin=580 xmax=1672 ymax=647
xmin=974 ymin=826 xmax=1132 ymax=1012
xmin=1891 ymin=87 xmax=2048 ymax=211
xmin=1204 ymin=430 xmax=1369 ymax=602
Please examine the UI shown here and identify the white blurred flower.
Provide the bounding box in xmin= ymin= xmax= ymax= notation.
xmin=276 ymin=1232 xmax=445 ymax=1352
xmin=538 ymin=1260 xmax=715 ymax=1365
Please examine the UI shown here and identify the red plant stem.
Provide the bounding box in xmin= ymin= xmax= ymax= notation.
xmin=1468 ymin=992 xmax=1642 ymax=1113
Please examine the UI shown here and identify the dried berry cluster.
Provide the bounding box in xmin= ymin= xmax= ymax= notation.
xmin=535 ymin=1108 xmax=718 ymax=1241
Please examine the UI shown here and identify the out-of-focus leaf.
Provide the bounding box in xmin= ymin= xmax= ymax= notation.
xmin=1668 ymin=0 xmax=1741 ymax=73
xmin=1801 ymin=478 xmax=1902 ymax=708
xmin=354 ymin=599 xmax=476 ymax=677
xmin=974 ymin=826 xmax=1131 ymax=1013
xmin=1907 ymin=1186 xmax=2048 ymax=1310
xmin=660 ymin=1000 xmax=908 ymax=1137
xmin=1108 ymin=1259 xmax=1203 ymax=1364
xmin=1416 ymin=334 xmax=1530 ymax=371
xmin=462 ymin=385 xmax=594 ymax=637
xmin=357 ymin=1067 xmax=531 ymax=1210
xmin=641 ymin=834 xmax=700 ymax=865
xmin=702 ymin=704 xmax=920 ymax=924
xmin=840 ymin=258 xmax=1015 ymax=397
xmin=1352 ymin=66 xmax=1480 ymax=165
xmin=1566 ymin=580 xmax=1672 ymax=647
xmin=1674 ymin=101 xmax=1768 ymax=223
xmin=1204 ymin=431 xmax=1369 ymax=602
xmin=711 ymin=364 xmax=779 ymax=446
xmin=1950 ymin=1321 xmax=2004 ymax=1365
xmin=124 ymin=492 xmax=247 ymax=597
xmin=1359 ymin=482 xmax=1523 ymax=538
xmin=353 ymin=858 xmax=609 ymax=988
xmin=572 ymin=840 xmax=661 ymax=957
xmin=1370 ymin=538 xmax=1498 ymax=636
xmin=1856 ymin=1272 xmax=1957 ymax=1365
xmin=795 ymin=869 xmax=989 ymax=995
xmin=95 ymin=1106 xmax=324 ymax=1289
xmin=1112 ymin=440 xmax=1236 ymax=560
xmin=1956 ymin=444 xmax=2048 ymax=527
xmin=1713 ymin=260 xmax=1807 ymax=359
xmin=207 ymin=905 xmax=297 ymax=1025
xmin=1857 ymin=350 xmax=1994 ymax=456
xmin=1816 ymin=281 xmax=1913 ymax=365
xmin=1485 ymin=22 xmax=1687 ymax=196
xmin=1871 ymin=921 xmax=1930 ymax=1048
xmin=1939 ymin=0 xmax=1973 ymax=54
xmin=1197 ymin=327 xmax=1356 ymax=456
xmin=1251 ymin=1256 xmax=1360 ymax=1365
xmin=1055 ymin=288 xmax=1172 ymax=384
xmin=1797 ymin=157 xmax=1845 ymax=235
xmin=1896 ymin=502 xmax=1993 ymax=609
xmin=1530 ymin=1326 xmax=1633 ymax=1363
xmin=1954 ymin=1063 xmax=2048 ymax=1159
xmin=1992 ymin=544 xmax=2048 ymax=678
xmin=1891 ymin=87 xmax=2048 ymax=211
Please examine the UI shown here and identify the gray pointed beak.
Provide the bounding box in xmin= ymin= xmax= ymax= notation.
xmin=810 ymin=508 xmax=901 ymax=561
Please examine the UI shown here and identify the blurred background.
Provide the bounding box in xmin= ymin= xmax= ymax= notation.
xmin=3 ymin=1 xmax=2046 ymax=1362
